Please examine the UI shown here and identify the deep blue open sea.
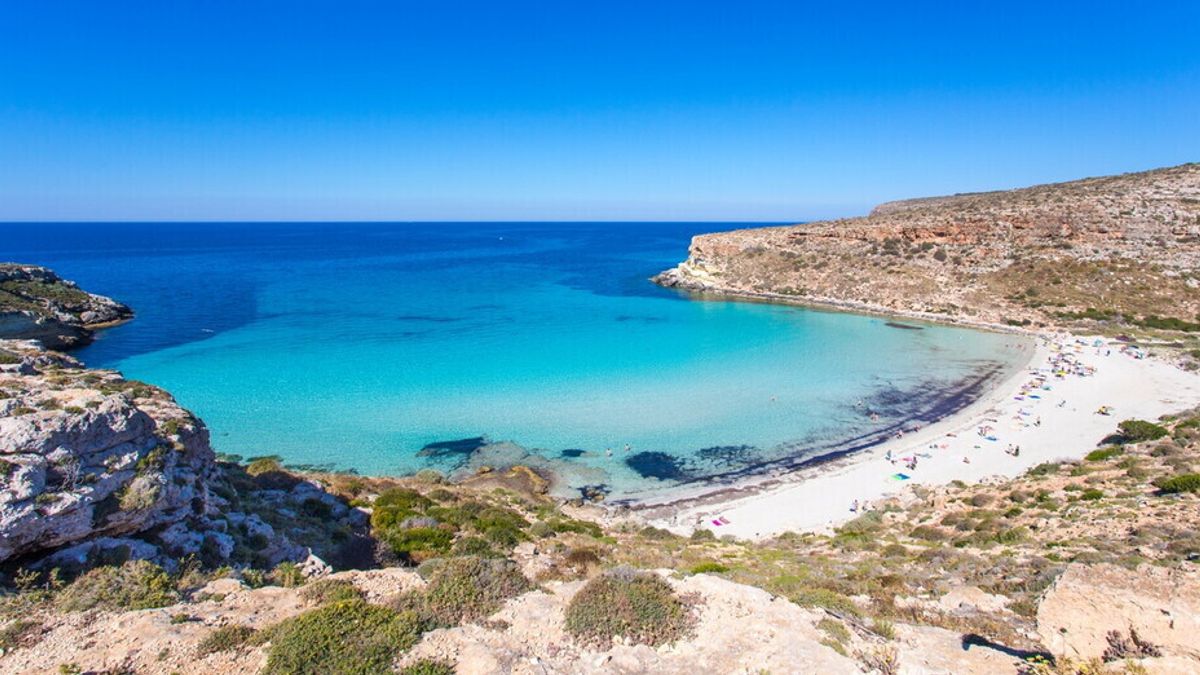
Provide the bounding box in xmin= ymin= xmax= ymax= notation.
xmin=3 ymin=222 xmax=1027 ymax=500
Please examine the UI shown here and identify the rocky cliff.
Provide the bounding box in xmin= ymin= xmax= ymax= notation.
xmin=0 ymin=264 xmax=132 ymax=350
xmin=656 ymin=163 xmax=1200 ymax=330
xmin=0 ymin=338 xmax=366 ymax=574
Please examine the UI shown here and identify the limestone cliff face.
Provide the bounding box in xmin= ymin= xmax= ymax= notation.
xmin=657 ymin=163 xmax=1200 ymax=327
xmin=0 ymin=264 xmax=132 ymax=350
xmin=0 ymin=340 xmax=218 ymax=564
xmin=0 ymin=339 xmax=361 ymax=572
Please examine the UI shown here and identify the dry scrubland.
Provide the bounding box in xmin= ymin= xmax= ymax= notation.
xmin=2 ymin=408 xmax=1199 ymax=673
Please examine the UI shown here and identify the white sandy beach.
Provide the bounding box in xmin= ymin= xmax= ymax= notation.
xmin=648 ymin=335 xmax=1200 ymax=540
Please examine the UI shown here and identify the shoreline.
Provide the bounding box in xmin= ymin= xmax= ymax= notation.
xmin=653 ymin=273 xmax=1038 ymax=336
xmin=608 ymin=335 xmax=1037 ymax=513
xmin=631 ymin=332 xmax=1200 ymax=540
xmin=606 ymin=348 xmax=1035 ymax=507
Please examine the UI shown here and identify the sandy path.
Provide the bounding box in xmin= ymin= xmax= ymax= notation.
xmin=648 ymin=335 xmax=1200 ymax=540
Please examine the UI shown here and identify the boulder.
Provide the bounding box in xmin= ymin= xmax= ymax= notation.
xmin=1037 ymin=563 xmax=1200 ymax=663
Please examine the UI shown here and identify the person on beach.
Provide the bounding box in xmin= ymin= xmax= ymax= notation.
xmin=850 ymin=499 xmax=859 ymax=513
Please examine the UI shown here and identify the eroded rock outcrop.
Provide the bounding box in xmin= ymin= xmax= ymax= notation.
xmin=0 ymin=339 xmax=361 ymax=572
xmin=1037 ymin=563 xmax=1200 ymax=668
xmin=0 ymin=264 xmax=132 ymax=350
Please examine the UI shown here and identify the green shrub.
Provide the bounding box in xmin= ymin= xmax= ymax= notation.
xmin=687 ymin=561 xmax=729 ymax=575
xmin=1154 ymin=473 xmax=1200 ymax=494
xmin=261 ymin=600 xmax=424 ymax=675
xmin=417 ymin=556 xmax=530 ymax=627
xmin=245 ymin=456 xmax=285 ymax=476
xmin=1079 ymin=489 xmax=1104 ymax=501
xmin=564 ymin=568 xmax=691 ymax=647
xmin=837 ymin=511 xmax=883 ymax=537
xmin=472 ymin=506 xmax=529 ymax=547
xmin=816 ymin=617 xmax=851 ymax=644
xmin=1029 ymin=462 xmax=1061 ymax=476
xmin=689 ymin=529 xmax=716 ymax=542
xmin=909 ymin=525 xmax=949 ymax=541
xmin=400 ymin=659 xmax=456 ymax=675
xmin=450 ymin=536 xmax=498 ymax=558
xmin=1118 ymin=420 xmax=1169 ymax=443
xmin=871 ymin=618 xmax=896 ymax=640
xmin=384 ymin=526 xmax=455 ymax=563
xmin=636 ymin=526 xmax=677 ymax=540
xmin=57 ymin=560 xmax=177 ymax=612
xmin=372 ymin=489 xmax=434 ymax=524
xmin=118 ymin=475 xmax=162 ymax=511
xmin=545 ymin=517 xmax=603 ymax=538
xmin=1085 ymin=446 xmax=1123 ymax=462
xmin=197 ymin=624 xmax=257 ymax=656
xmin=271 ymin=562 xmax=305 ymax=588
xmin=299 ymin=578 xmax=363 ymax=605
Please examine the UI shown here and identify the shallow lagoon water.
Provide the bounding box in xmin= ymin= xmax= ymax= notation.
xmin=4 ymin=222 xmax=1027 ymax=499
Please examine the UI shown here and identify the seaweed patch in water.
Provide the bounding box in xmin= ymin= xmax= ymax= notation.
xmin=696 ymin=444 xmax=759 ymax=467
xmin=560 ymin=448 xmax=586 ymax=458
xmin=885 ymin=321 xmax=923 ymax=330
xmin=417 ymin=436 xmax=488 ymax=459
xmin=626 ymin=451 xmax=692 ymax=481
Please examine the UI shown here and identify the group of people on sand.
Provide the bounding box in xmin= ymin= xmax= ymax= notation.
xmin=845 ymin=334 xmax=1119 ymax=515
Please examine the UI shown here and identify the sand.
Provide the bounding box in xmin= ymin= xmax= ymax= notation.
xmin=647 ymin=334 xmax=1200 ymax=540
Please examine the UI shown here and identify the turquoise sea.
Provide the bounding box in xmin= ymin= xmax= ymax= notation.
xmin=4 ymin=222 xmax=1027 ymax=500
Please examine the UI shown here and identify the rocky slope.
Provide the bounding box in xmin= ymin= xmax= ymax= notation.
xmin=0 ymin=338 xmax=365 ymax=574
xmin=656 ymin=163 xmax=1200 ymax=331
xmin=0 ymin=264 xmax=132 ymax=350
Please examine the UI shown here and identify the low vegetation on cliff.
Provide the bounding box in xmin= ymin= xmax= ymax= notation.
xmin=3 ymin=405 xmax=1198 ymax=672
xmin=0 ymin=264 xmax=132 ymax=350
xmin=656 ymin=163 xmax=1200 ymax=345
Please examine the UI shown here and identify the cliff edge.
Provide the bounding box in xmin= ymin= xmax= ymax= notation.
xmin=656 ymin=163 xmax=1200 ymax=330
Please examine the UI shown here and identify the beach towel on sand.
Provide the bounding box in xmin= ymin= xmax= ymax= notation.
xmin=892 ymin=473 xmax=911 ymax=480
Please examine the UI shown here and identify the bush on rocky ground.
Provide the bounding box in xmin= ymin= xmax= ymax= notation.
xmin=196 ymin=624 xmax=257 ymax=656
xmin=56 ymin=560 xmax=177 ymax=612
xmin=407 ymin=556 xmax=530 ymax=627
xmin=261 ymin=600 xmax=424 ymax=675
xmin=1153 ymin=472 xmax=1200 ymax=494
xmin=298 ymin=578 xmax=363 ymax=605
xmin=564 ymin=567 xmax=692 ymax=647
xmin=1118 ymin=419 xmax=1169 ymax=443
xmin=399 ymin=659 xmax=456 ymax=675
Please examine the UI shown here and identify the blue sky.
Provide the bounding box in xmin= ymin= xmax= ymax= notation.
xmin=1 ymin=1 xmax=1197 ymax=221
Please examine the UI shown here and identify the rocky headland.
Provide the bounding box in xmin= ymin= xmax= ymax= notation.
xmin=655 ymin=163 xmax=1200 ymax=332
xmin=0 ymin=264 xmax=133 ymax=351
